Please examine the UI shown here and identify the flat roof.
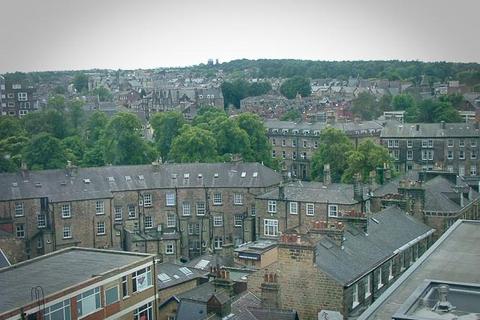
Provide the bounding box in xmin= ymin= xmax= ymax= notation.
xmin=359 ymin=220 xmax=480 ymax=320
xmin=0 ymin=248 xmax=152 ymax=314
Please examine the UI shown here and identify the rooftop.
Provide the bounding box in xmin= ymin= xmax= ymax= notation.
xmin=358 ymin=220 xmax=480 ymax=320
xmin=0 ymin=247 xmax=152 ymax=314
xmin=381 ymin=121 xmax=480 ymax=138
xmin=156 ymin=262 xmax=206 ymax=289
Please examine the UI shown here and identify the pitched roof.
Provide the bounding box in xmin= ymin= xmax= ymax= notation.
xmin=0 ymin=162 xmax=282 ymax=202
xmin=156 ymin=262 xmax=206 ymax=289
xmin=0 ymin=249 xmax=10 ymax=269
xmin=264 ymin=120 xmax=383 ymax=136
xmin=314 ymin=206 xmax=433 ymax=286
xmin=257 ymin=180 xmax=367 ymax=204
xmin=230 ymin=291 xmax=299 ymax=320
xmin=381 ymin=121 xmax=480 ymax=138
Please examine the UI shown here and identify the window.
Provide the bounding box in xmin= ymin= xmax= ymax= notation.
xmin=268 ymin=200 xmax=277 ymax=213
xmin=306 ymin=203 xmax=314 ymax=216
xmin=459 ymin=150 xmax=465 ymax=159
xmin=128 ymin=204 xmax=137 ymax=219
xmin=234 ymin=193 xmax=243 ymax=205
xmin=43 ymin=299 xmax=71 ymax=320
xmin=105 ymin=286 xmax=119 ymax=305
xmin=470 ymin=165 xmax=477 ymax=176
xmin=264 ymin=219 xmax=278 ymax=236
xmin=143 ymin=194 xmax=152 ymax=207
xmin=134 ymin=302 xmax=153 ymax=320
xmin=377 ymin=267 xmax=383 ymax=289
xmin=459 ymin=139 xmax=465 ymax=147
xmin=63 ymin=226 xmax=72 ymax=239
xmin=393 ymin=149 xmax=400 ymax=160
xmin=251 ymin=204 xmax=256 ymax=216
xmin=167 ymin=213 xmax=176 ymax=228
xmin=292 ymin=140 xmax=296 ymax=147
xmin=19 ymin=109 xmax=28 ymax=116
xmin=95 ymin=200 xmax=104 ymax=215
xmin=165 ymin=242 xmax=174 ymax=254
xmin=314 ymin=141 xmax=318 ymax=148
xmin=166 ymin=192 xmax=175 ymax=206
xmin=122 ymin=276 xmax=128 ymax=298
xmin=365 ymin=275 xmax=371 ymax=298
xmin=16 ymin=224 xmax=25 ymax=238
xmin=37 ymin=213 xmax=46 ymax=228
xmin=272 ymin=150 xmax=276 ymax=158
xmin=447 ymin=150 xmax=454 ymax=160
xmin=144 ymin=216 xmax=153 ymax=229
xmin=114 ymin=206 xmax=123 ymax=221
xmin=447 ymin=165 xmax=454 ymax=172
xmin=292 ymin=152 xmax=297 ymax=160
xmin=97 ymin=222 xmax=105 ymax=235
xmin=234 ymin=214 xmax=243 ymax=227
xmin=62 ymin=204 xmax=71 ymax=218
xmin=77 ymin=287 xmax=101 ymax=317
xmin=328 ymin=205 xmax=338 ymax=217
xmin=289 ymin=202 xmax=298 ymax=215
xmin=459 ymin=165 xmax=465 ymax=176
xmin=421 ymin=150 xmax=434 ymax=160
xmin=132 ymin=267 xmax=152 ymax=293
xmin=17 ymin=92 xmax=28 ymax=101
xmin=196 ymin=202 xmax=206 ymax=215
xmin=389 ymin=260 xmax=394 ymax=280
xmin=282 ymin=139 xmax=286 ymax=146
xmin=471 ymin=150 xmax=477 ymax=159
xmin=188 ymin=223 xmax=200 ymax=235
xmin=471 ymin=140 xmax=477 ymax=148
xmin=421 ymin=140 xmax=428 ymax=148
xmin=213 ymin=193 xmax=222 ymax=205
xmin=214 ymin=236 xmax=223 ymax=249
xmin=407 ymin=150 xmax=413 ymax=160
xmin=12 ymin=84 xmax=21 ymax=89
xmin=7 ymin=93 xmax=14 ymax=98
xmin=303 ymin=140 xmax=308 ymax=148
xmin=15 ymin=202 xmax=24 ymax=216
xmin=213 ymin=215 xmax=223 ymax=227
xmin=428 ymin=139 xmax=433 ymax=148
xmin=407 ymin=140 xmax=413 ymax=148
xmin=182 ymin=202 xmax=191 ymax=216
xmin=352 ymin=283 xmax=359 ymax=308
xmin=282 ymin=151 xmax=286 ymax=159
xmin=272 ymin=138 xmax=276 ymax=146
xmin=447 ymin=139 xmax=454 ymax=147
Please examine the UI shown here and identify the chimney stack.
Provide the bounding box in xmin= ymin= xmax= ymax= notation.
xmin=441 ymin=121 xmax=446 ymax=129
xmin=323 ymin=164 xmax=331 ymax=186
xmin=261 ymin=272 xmax=280 ymax=308
xmin=278 ymin=182 xmax=285 ymax=200
xmin=353 ymin=173 xmax=363 ymax=202
xmin=416 ymin=124 xmax=420 ymax=131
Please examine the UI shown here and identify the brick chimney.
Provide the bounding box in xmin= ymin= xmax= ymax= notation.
xmin=220 ymin=243 xmax=234 ymax=266
xmin=261 ymin=272 xmax=280 ymax=308
xmin=210 ymin=265 xmax=234 ymax=296
xmin=353 ymin=173 xmax=363 ymax=202
xmin=278 ymin=182 xmax=285 ymax=200
xmin=309 ymin=220 xmax=345 ymax=248
xmin=323 ymin=164 xmax=331 ymax=185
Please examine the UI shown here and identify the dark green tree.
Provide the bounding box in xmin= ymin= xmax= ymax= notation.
xmin=150 ymin=111 xmax=186 ymax=161
xmin=211 ymin=117 xmax=250 ymax=157
xmin=169 ymin=125 xmax=218 ymax=163
xmin=92 ymin=86 xmax=113 ymax=102
xmin=280 ymin=108 xmax=302 ymax=121
xmin=235 ymin=113 xmax=274 ymax=166
xmin=279 ymin=76 xmax=312 ymax=99
xmin=392 ymin=94 xmax=415 ymax=111
xmin=0 ymin=117 xmax=25 ymax=138
xmin=84 ymin=111 xmax=108 ymax=146
xmin=351 ymin=92 xmax=380 ymax=120
xmin=62 ymin=135 xmax=86 ymax=165
xmin=23 ymin=133 xmax=67 ymax=170
xmin=73 ymin=73 xmax=88 ymax=93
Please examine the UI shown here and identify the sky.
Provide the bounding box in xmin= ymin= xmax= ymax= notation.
xmin=1 ymin=0 xmax=479 ymax=73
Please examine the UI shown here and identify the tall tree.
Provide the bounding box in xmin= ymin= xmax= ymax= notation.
xmin=84 ymin=111 xmax=108 ymax=146
xmin=0 ymin=117 xmax=25 ymax=138
xmin=392 ymin=94 xmax=415 ymax=111
xmin=211 ymin=117 xmax=250 ymax=157
xmin=169 ymin=125 xmax=218 ymax=163
xmin=351 ymin=92 xmax=380 ymax=120
xmin=23 ymin=133 xmax=67 ymax=170
xmin=311 ymin=128 xmax=354 ymax=182
xmin=150 ymin=111 xmax=186 ymax=161
xmin=235 ymin=113 xmax=273 ymax=166
xmin=73 ymin=73 xmax=88 ymax=93
xmin=279 ymin=76 xmax=311 ymax=99
xmin=68 ymin=99 xmax=86 ymax=133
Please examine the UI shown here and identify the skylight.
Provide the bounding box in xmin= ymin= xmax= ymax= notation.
xmin=194 ymin=259 xmax=210 ymax=270
xmin=158 ymin=273 xmax=171 ymax=282
xmin=241 ymin=172 xmax=246 ymax=178
xmin=179 ymin=267 xmax=193 ymax=276
xmin=125 ymin=176 xmax=132 ymax=181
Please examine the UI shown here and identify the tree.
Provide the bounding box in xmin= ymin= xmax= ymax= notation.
xmin=0 ymin=117 xmax=25 ymax=139
xmin=280 ymin=108 xmax=302 ymax=121
xmin=351 ymin=92 xmax=381 ymax=120
xmin=47 ymin=95 xmax=66 ymax=112
xmin=439 ymin=93 xmax=465 ymax=110
xmin=92 ymin=86 xmax=113 ymax=102
xmin=23 ymin=133 xmax=67 ymax=170
xmin=23 ymin=109 xmax=69 ymax=139
xmin=102 ymin=112 xmax=156 ymax=165
xmin=0 ymin=136 xmax=28 ymax=172
xmin=392 ymin=94 xmax=415 ymax=111
xmin=280 ymin=76 xmax=311 ymax=99
xmin=150 ymin=111 xmax=186 ymax=161
xmin=73 ymin=73 xmax=88 ymax=93
xmin=62 ymin=136 xmax=86 ymax=165
xmin=211 ymin=117 xmax=250 ymax=157
xmin=311 ymin=128 xmax=354 ymax=182
xmin=84 ymin=111 xmax=108 ymax=146
xmin=68 ymin=99 xmax=85 ymax=133
xmin=341 ymin=140 xmax=392 ymax=183
xmin=235 ymin=113 xmax=274 ymax=166
xmin=169 ymin=125 xmax=218 ymax=163
xmin=192 ymin=107 xmax=227 ymax=127
xmin=414 ymin=99 xmax=461 ymax=123
xmin=221 ymin=80 xmax=272 ymax=108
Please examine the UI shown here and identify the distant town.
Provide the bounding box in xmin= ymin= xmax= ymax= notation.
xmin=1 ymin=59 xmax=480 ymax=320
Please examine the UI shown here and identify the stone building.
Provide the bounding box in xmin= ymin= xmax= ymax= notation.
xmin=1 ymin=80 xmax=38 ymax=117
xmin=371 ymin=170 xmax=480 ymax=237
xmin=0 ymin=247 xmax=156 ymax=320
xmin=247 ymin=206 xmax=434 ymax=319
xmin=381 ymin=121 xmax=480 ymax=175
xmin=0 ymin=162 xmax=282 ymax=263
xmin=265 ymin=120 xmax=383 ymax=180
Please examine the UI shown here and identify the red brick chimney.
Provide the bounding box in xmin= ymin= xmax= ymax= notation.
xmin=261 ymin=272 xmax=280 ymax=308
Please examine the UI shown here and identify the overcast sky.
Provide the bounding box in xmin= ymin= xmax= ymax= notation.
xmin=1 ymin=0 xmax=479 ymax=73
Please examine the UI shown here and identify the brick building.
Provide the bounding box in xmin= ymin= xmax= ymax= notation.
xmin=0 ymin=162 xmax=282 ymax=263
xmin=0 ymin=247 xmax=156 ymax=320
xmin=381 ymin=121 xmax=480 ymax=175
xmin=1 ymin=80 xmax=37 ymax=117
xmin=247 ymin=206 xmax=434 ymax=319
xmin=265 ymin=120 xmax=383 ymax=179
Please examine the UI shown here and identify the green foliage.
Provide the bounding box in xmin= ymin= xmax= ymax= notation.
xmin=280 ymin=108 xmax=302 ymax=121
xmin=410 ymin=99 xmax=461 ymax=123
xmin=351 ymin=92 xmax=382 ymax=120
xmin=211 ymin=117 xmax=250 ymax=157
xmin=73 ymin=73 xmax=88 ymax=93
xmin=221 ymin=79 xmax=271 ymax=108
xmin=23 ymin=109 xmax=70 ymax=139
xmin=47 ymin=95 xmax=66 ymax=112
xmin=235 ymin=113 xmax=274 ymax=166
xmin=311 ymin=128 xmax=353 ymax=182
xmin=62 ymin=136 xmax=86 ymax=165
xmin=169 ymin=125 xmax=218 ymax=163
xmin=0 ymin=117 xmax=25 ymax=138
xmin=150 ymin=111 xmax=186 ymax=161
xmin=279 ymin=76 xmax=311 ymax=99
xmin=341 ymin=140 xmax=392 ymax=183
xmin=23 ymin=133 xmax=67 ymax=170
xmin=67 ymin=99 xmax=86 ymax=132
xmin=0 ymin=136 xmax=29 ymax=172
xmin=85 ymin=111 xmax=108 ymax=146
xmin=53 ymin=85 xmax=66 ymax=95
xmin=439 ymin=93 xmax=464 ymax=109
xmin=192 ymin=107 xmax=227 ymax=126
xmin=91 ymin=86 xmax=113 ymax=102
xmin=392 ymin=94 xmax=415 ymax=110
xmin=457 ymin=70 xmax=480 ymax=86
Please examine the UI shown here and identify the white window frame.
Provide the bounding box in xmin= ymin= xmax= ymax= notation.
xmin=77 ymin=287 xmax=101 ymax=318
xmin=114 ymin=206 xmax=123 ymax=221
xmin=234 ymin=214 xmax=243 ymax=227
xmin=128 ymin=204 xmax=137 ymax=219
xmin=214 ymin=236 xmax=224 ymax=249
xmin=105 ymin=286 xmax=119 ymax=306
xmin=182 ymin=202 xmax=191 ymax=216
xmin=471 ymin=140 xmax=477 ymax=148
xmin=264 ymin=219 xmax=278 ymax=236
xmin=447 ymin=150 xmax=454 ymax=160
xmin=213 ymin=215 xmax=223 ymax=227
xmin=16 ymin=224 xmax=25 ymax=238
xmin=196 ymin=202 xmax=206 ymax=216
xmin=133 ymin=302 xmax=153 ymax=320
xmin=132 ymin=267 xmax=152 ymax=293
xmin=267 ymin=200 xmax=277 ymax=213
xmin=471 ymin=150 xmax=477 ymax=160
xmin=407 ymin=150 xmax=413 ymax=160
xmin=328 ymin=205 xmax=338 ymax=217
xmin=144 ymin=216 xmax=153 ymax=229
xmin=459 ymin=150 xmax=465 ymax=160
xmin=306 ymin=203 xmax=314 ymax=216
xmin=470 ymin=165 xmax=477 ymax=176
xmin=213 ymin=193 xmax=222 ymax=205
xmin=407 ymin=140 xmax=413 ymax=148
xmin=97 ymin=221 xmax=106 ymax=235
xmin=44 ymin=299 xmax=71 ymax=320
xmin=234 ymin=193 xmax=243 ymax=205
xmin=289 ymin=202 xmax=298 ymax=215
xmin=95 ymin=200 xmax=104 ymax=215
xmin=166 ymin=192 xmax=175 ymax=206
xmin=167 ymin=213 xmax=176 ymax=228
xmin=365 ymin=275 xmax=371 ymax=298
xmin=17 ymin=92 xmax=27 ymax=101
xmin=447 ymin=139 xmax=454 ymax=147
xmin=62 ymin=204 xmax=71 ymax=218
xmin=352 ymin=283 xmax=359 ymax=308
xmin=63 ymin=226 xmax=72 ymax=239
xmin=165 ymin=242 xmax=174 ymax=255
xmin=143 ymin=194 xmax=152 ymax=207
xmin=37 ymin=213 xmax=46 ymax=228
xmin=377 ymin=267 xmax=384 ymax=289
xmin=459 ymin=139 xmax=465 ymax=147
xmin=388 ymin=260 xmax=394 ymax=280
xmin=15 ymin=202 xmax=24 ymax=217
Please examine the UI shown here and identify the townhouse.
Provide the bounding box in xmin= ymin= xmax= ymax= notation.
xmin=0 ymin=247 xmax=156 ymax=320
xmin=381 ymin=121 xmax=480 ymax=175
xmin=1 ymin=80 xmax=37 ymax=117
xmin=265 ymin=119 xmax=383 ymax=180
xmin=0 ymin=162 xmax=282 ymax=263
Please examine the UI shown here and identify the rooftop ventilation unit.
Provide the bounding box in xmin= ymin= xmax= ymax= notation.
xmin=83 ymin=179 xmax=91 ymax=184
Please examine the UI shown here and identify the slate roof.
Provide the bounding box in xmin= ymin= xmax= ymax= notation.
xmin=230 ymin=292 xmax=299 ymax=320
xmin=381 ymin=121 xmax=480 ymax=138
xmin=0 ymin=162 xmax=282 ymax=202
xmin=176 ymin=299 xmax=207 ymax=320
xmin=185 ymin=253 xmax=235 ymax=271
xmin=257 ymin=181 xmax=367 ymax=204
xmin=156 ymin=262 xmax=206 ymax=290
xmin=0 ymin=248 xmax=151 ymax=314
xmin=264 ymin=120 xmax=383 ymax=136
xmin=314 ymin=206 xmax=433 ymax=286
